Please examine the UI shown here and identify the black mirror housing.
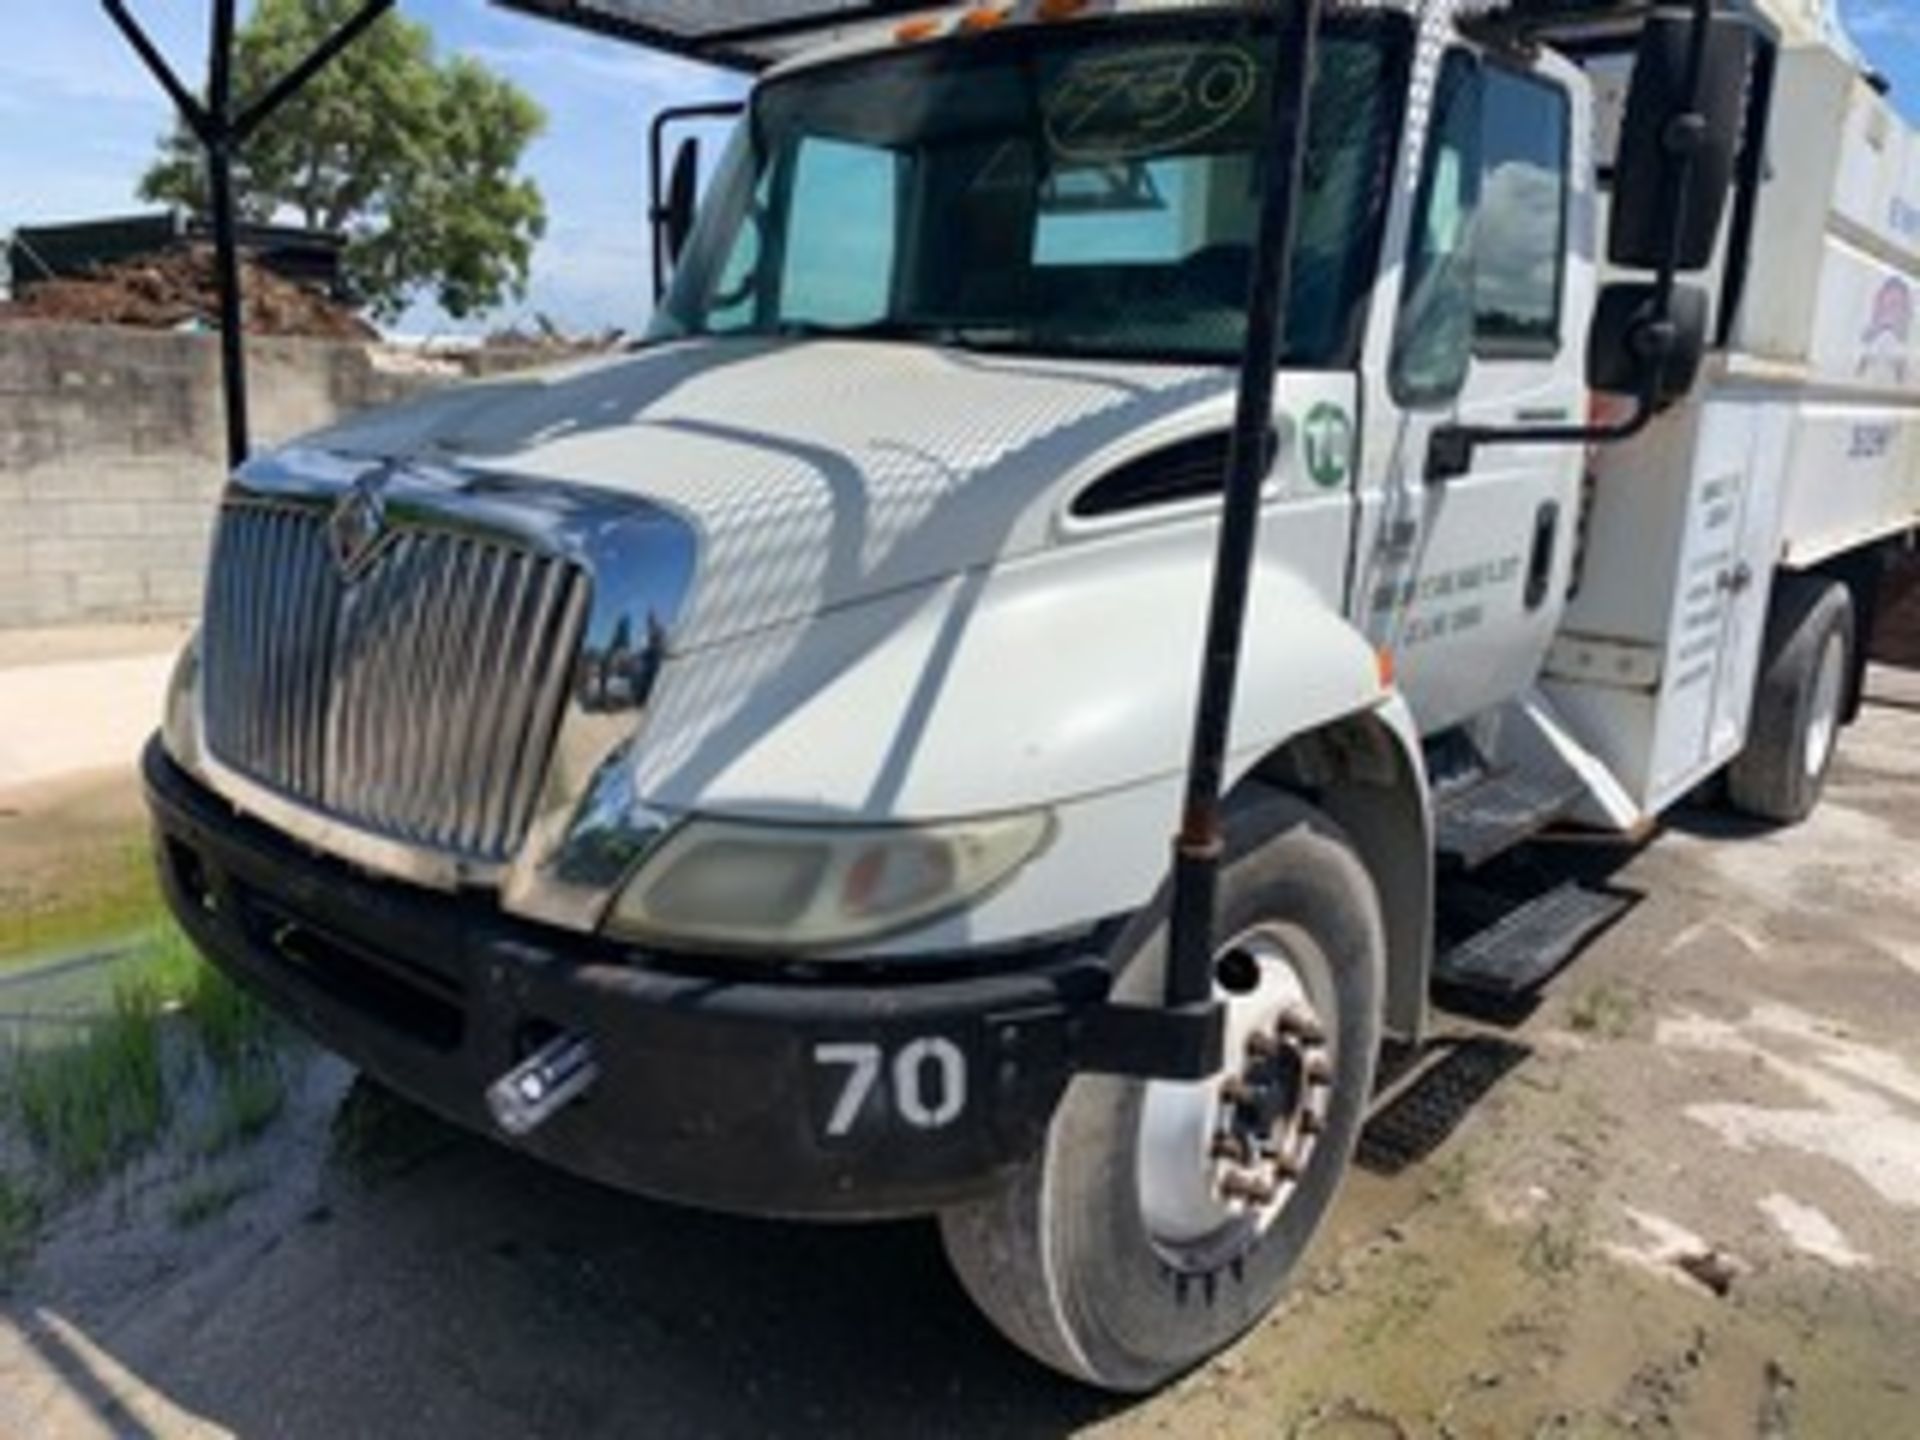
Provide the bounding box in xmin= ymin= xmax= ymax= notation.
xmin=1610 ymin=9 xmax=1755 ymax=272
xmin=665 ymin=136 xmax=702 ymax=271
xmin=1588 ymin=281 xmax=1710 ymax=409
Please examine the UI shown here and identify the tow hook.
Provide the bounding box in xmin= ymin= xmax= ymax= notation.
xmin=486 ymin=1032 xmax=599 ymax=1137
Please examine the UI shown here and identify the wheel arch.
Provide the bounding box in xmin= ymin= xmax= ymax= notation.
xmin=1241 ymin=695 xmax=1434 ymax=1043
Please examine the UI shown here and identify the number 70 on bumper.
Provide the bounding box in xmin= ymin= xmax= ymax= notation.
xmin=813 ymin=1038 xmax=969 ymax=1137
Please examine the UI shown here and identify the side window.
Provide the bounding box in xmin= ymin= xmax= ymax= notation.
xmin=1391 ymin=52 xmax=1482 ymax=407
xmin=781 ymin=137 xmax=899 ymax=326
xmin=703 ymin=158 xmax=771 ymax=334
xmin=1476 ymin=69 xmax=1570 ymax=355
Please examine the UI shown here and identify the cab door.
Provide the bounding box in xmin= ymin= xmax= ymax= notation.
xmin=1354 ymin=49 xmax=1593 ymax=736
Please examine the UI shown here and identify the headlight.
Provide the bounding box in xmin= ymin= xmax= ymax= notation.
xmin=604 ymin=811 xmax=1053 ymax=951
xmin=162 ymin=633 xmax=202 ymax=767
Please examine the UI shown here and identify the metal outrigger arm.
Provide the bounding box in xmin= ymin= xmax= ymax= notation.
xmin=101 ymin=0 xmax=398 ymax=472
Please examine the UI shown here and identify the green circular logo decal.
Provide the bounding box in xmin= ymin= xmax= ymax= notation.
xmin=1302 ymin=403 xmax=1355 ymax=490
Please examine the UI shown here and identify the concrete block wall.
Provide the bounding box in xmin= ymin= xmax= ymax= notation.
xmin=0 ymin=323 xmax=468 ymax=629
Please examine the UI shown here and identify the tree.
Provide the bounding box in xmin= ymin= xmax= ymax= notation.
xmin=140 ymin=0 xmax=546 ymax=321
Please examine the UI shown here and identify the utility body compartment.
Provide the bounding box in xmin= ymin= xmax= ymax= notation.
xmin=1541 ymin=36 xmax=1920 ymax=817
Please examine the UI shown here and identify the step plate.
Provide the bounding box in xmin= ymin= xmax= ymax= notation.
xmin=1433 ymin=882 xmax=1634 ymax=998
xmin=1435 ymin=770 xmax=1588 ymax=870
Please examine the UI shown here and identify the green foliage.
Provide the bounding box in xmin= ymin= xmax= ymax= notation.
xmin=168 ymin=1171 xmax=258 ymax=1229
xmin=9 ymin=969 xmax=170 ymax=1188
xmin=3 ymin=927 xmax=286 ymax=1197
xmin=140 ymin=0 xmax=546 ymax=320
xmin=194 ymin=1059 xmax=287 ymax=1158
xmin=0 ymin=834 xmax=161 ymax=973
xmin=0 ymin=1174 xmax=39 ymax=1280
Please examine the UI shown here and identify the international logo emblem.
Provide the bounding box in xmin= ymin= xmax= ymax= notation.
xmin=328 ymin=468 xmax=393 ymax=578
xmin=1302 ymin=403 xmax=1355 ymax=490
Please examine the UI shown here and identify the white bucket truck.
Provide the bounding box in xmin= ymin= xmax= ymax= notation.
xmin=147 ymin=0 xmax=1920 ymax=1390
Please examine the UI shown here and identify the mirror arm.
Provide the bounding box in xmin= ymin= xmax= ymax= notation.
xmin=1425 ymin=384 xmax=1655 ymax=483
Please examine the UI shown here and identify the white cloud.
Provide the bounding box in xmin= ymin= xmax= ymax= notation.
xmin=1477 ymin=159 xmax=1563 ymax=326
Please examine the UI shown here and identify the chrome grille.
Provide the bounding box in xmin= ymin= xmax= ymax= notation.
xmin=202 ymin=502 xmax=590 ymax=864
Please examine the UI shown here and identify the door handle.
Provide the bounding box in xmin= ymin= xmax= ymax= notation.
xmin=1526 ymin=501 xmax=1561 ymax=612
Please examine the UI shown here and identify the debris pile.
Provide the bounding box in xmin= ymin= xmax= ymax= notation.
xmin=481 ymin=316 xmax=627 ymax=356
xmin=0 ymin=245 xmax=375 ymax=341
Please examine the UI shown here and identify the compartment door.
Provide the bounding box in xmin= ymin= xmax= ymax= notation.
xmin=1647 ymin=404 xmax=1780 ymax=804
xmin=1705 ymin=405 xmax=1792 ymax=764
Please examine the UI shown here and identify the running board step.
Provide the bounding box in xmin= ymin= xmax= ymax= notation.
xmin=1432 ymin=881 xmax=1634 ymax=998
xmin=1434 ymin=768 xmax=1587 ymax=870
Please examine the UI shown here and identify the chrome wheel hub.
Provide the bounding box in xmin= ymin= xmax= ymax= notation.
xmin=1137 ymin=925 xmax=1337 ymax=1271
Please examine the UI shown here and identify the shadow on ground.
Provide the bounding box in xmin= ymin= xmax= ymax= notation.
xmin=7 ymin=1071 xmax=1122 ymax=1439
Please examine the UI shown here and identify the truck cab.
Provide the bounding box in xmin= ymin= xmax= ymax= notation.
xmin=147 ymin=0 xmax=1914 ymax=1391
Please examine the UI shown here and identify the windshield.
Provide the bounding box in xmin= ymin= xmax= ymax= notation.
xmin=649 ymin=14 xmax=1409 ymax=365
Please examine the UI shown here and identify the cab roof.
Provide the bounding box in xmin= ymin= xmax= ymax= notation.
xmin=488 ymin=0 xmax=1414 ymax=73
xmin=488 ymin=1 xmax=1799 ymax=78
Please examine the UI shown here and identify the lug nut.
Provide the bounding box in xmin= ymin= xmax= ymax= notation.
xmin=1298 ymin=1108 xmax=1326 ymax=1138
xmin=1220 ymin=1077 xmax=1256 ymax=1106
xmin=1272 ymin=1149 xmax=1306 ymax=1181
xmin=1245 ymin=1031 xmax=1280 ymax=1060
xmin=1220 ymin=1172 xmax=1278 ymax=1205
xmin=1278 ymin=1007 xmax=1328 ymax=1046
xmin=1211 ymin=1133 xmax=1253 ymax=1164
xmin=1304 ymin=1054 xmax=1334 ymax=1087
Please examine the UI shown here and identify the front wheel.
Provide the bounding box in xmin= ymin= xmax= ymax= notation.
xmin=939 ymin=790 xmax=1384 ymax=1392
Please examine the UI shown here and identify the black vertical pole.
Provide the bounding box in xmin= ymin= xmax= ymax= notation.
xmin=1166 ymin=0 xmax=1322 ymax=1012
xmin=104 ymin=0 xmax=394 ymax=476
xmin=207 ymin=0 xmax=250 ymax=472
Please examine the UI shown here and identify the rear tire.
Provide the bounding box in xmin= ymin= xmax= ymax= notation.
xmin=939 ymin=790 xmax=1384 ymax=1393
xmin=1726 ymin=575 xmax=1855 ymax=825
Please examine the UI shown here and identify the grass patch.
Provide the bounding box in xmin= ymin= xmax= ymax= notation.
xmin=4 ymin=926 xmax=291 ymax=1198
xmin=167 ymin=1172 xmax=257 ymax=1230
xmin=0 ymin=1174 xmax=40 ymax=1279
xmin=0 ymin=834 xmax=161 ymax=972
xmin=184 ymin=955 xmax=281 ymax=1070
xmin=8 ymin=970 xmax=170 ymax=1188
xmin=194 ymin=1060 xmax=287 ymax=1158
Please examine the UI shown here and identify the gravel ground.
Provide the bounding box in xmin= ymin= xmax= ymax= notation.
xmin=2 ymin=671 xmax=1917 ymax=1439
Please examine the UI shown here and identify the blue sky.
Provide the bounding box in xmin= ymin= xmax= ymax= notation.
xmin=2 ymin=1 xmax=1917 ymax=336
xmin=0 ymin=1 xmax=738 ymax=336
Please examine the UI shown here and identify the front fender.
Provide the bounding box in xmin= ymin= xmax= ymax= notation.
xmin=636 ymin=521 xmax=1389 ymax=817
xmin=627 ymin=523 xmax=1397 ymax=956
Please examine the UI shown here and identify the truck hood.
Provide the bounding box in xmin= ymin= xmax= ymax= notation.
xmin=306 ymin=338 xmax=1234 ymax=648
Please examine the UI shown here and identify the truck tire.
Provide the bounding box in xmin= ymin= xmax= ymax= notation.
xmin=1726 ymin=575 xmax=1855 ymax=825
xmin=939 ymin=789 xmax=1384 ymax=1392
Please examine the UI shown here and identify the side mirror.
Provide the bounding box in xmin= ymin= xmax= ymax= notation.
xmin=665 ymin=136 xmax=701 ymax=270
xmin=1610 ymin=9 xmax=1754 ymax=271
xmin=1588 ymin=281 xmax=1710 ymax=409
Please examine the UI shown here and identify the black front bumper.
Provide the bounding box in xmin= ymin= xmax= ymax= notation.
xmin=145 ymin=739 xmax=1113 ymax=1219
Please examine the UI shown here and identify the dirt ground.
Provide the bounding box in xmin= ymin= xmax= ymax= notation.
xmin=2 ymin=672 xmax=1919 ymax=1439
